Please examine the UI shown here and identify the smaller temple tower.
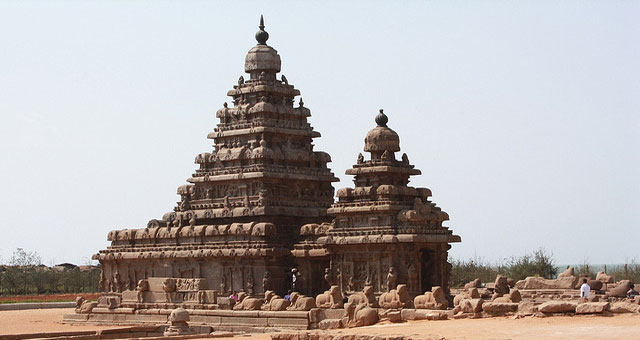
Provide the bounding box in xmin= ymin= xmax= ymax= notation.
xmin=294 ymin=110 xmax=460 ymax=297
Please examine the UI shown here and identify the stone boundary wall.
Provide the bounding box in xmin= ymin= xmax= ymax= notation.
xmin=64 ymin=309 xmax=311 ymax=332
xmin=0 ymin=302 xmax=76 ymax=311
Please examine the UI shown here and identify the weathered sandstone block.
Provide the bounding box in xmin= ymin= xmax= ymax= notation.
xmin=576 ymin=302 xmax=610 ymax=314
xmin=460 ymin=298 xmax=483 ymax=313
xmin=610 ymin=302 xmax=640 ymax=313
xmin=538 ymin=301 xmax=577 ymax=313
xmin=482 ymin=302 xmax=518 ymax=314
xmin=515 ymin=276 xmax=577 ymax=290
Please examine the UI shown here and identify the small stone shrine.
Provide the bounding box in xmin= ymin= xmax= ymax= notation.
xmin=73 ymin=16 xmax=461 ymax=329
xmin=293 ymin=110 xmax=460 ymax=297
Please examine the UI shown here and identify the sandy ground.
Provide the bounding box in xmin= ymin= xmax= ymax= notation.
xmin=0 ymin=308 xmax=127 ymax=335
xmin=1 ymin=308 xmax=639 ymax=340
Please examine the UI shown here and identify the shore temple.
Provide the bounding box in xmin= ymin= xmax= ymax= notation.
xmin=92 ymin=16 xmax=460 ymax=316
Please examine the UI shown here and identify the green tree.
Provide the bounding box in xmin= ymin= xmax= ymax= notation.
xmin=8 ymin=248 xmax=42 ymax=294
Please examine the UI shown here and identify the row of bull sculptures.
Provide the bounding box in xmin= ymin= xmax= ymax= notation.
xmin=231 ymin=284 xmax=450 ymax=312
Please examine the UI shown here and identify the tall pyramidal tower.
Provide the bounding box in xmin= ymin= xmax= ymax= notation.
xmin=97 ymin=17 xmax=338 ymax=296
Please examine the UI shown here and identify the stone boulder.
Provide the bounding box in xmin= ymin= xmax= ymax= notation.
xmin=516 ymin=302 xmax=538 ymax=316
xmin=459 ymin=298 xmax=483 ymax=313
xmin=494 ymin=289 xmax=522 ymax=303
xmin=482 ymin=302 xmax=518 ymax=315
xmin=576 ymin=302 xmax=610 ymax=314
xmin=453 ymin=288 xmax=479 ymax=307
xmin=588 ymin=279 xmax=603 ymax=291
xmin=515 ymin=276 xmax=577 ymax=290
xmin=538 ymin=301 xmax=577 ymax=313
xmin=575 ymin=278 xmax=603 ymax=291
xmin=464 ymin=278 xmax=482 ymax=289
xmin=596 ymin=271 xmax=614 ymax=284
xmin=414 ymin=286 xmax=448 ymax=310
xmin=610 ymin=302 xmax=640 ymax=313
xmin=606 ymin=280 xmax=634 ymax=297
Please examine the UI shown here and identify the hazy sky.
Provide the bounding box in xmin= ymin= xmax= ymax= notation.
xmin=0 ymin=1 xmax=638 ymax=266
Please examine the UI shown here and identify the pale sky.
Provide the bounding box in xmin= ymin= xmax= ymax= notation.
xmin=0 ymin=1 xmax=638 ymax=266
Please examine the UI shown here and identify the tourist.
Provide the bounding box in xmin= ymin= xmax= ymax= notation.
xmin=627 ymin=284 xmax=639 ymax=298
xmin=342 ymin=291 xmax=349 ymax=304
xmin=284 ymin=290 xmax=292 ymax=301
xmin=291 ymin=268 xmax=298 ymax=292
xmin=580 ymin=278 xmax=591 ymax=298
xmin=229 ymin=291 xmax=239 ymax=303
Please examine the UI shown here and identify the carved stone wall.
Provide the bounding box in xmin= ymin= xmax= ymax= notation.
xmin=293 ymin=111 xmax=460 ymax=297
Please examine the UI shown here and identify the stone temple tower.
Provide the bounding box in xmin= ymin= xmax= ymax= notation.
xmin=91 ymin=18 xmax=460 ymax=313
xmin=294 ymin=110 xmax=460 ymax=297
xmin=97 ymin=16 xmax=338 ymax=297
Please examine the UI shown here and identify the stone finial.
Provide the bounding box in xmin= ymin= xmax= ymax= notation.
xmin=375 ymin=109 xmax=388 ymax=127
xmin=255 ymin=15 xmax=269 ymax=45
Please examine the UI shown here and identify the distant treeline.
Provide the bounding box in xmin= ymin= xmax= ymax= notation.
xmin=0 ymin=248 xmax=100 ymax=295
xmin=449 ymin=248 xmax=640 ymax=288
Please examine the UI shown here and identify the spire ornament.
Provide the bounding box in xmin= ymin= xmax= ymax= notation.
xmin=375 ymin=109 xmax=388 ymax=127
xmin=255 ymin=15 xmax=269 ymax=45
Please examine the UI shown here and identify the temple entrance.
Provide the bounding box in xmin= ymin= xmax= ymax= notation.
xmin=420 ymin=249 xmax=435 ymax=292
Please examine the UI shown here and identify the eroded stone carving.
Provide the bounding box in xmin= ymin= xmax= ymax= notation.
xmin=414 ymin=286 xmax=448 ymax=310
xmin=164 ymin=308 xmax=195 ymax=336
xmin=233 ymin=292 xmax=263 ymax=310
xmin=287 ymin=292 xmax=316 ymax=311
xmin=136 ymin=279 xmax=149 ymax=303
xmin=347 ymin=286 xmax=377 ymax=308
xmin=316 ymin=285 xmax=344 ymax=309
xmin=378 ymin=284 xmax=411 ymax=309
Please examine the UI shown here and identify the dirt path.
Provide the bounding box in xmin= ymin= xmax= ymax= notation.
xmin=1 ymin=308 xmax=639 ymax=340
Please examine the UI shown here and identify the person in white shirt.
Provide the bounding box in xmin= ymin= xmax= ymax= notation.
xmin=580 ymin=278 xmax=591 ymax=298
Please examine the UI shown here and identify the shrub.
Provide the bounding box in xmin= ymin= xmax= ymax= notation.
xmin=450 ymin=248 xmax=557 ymax=287
xmin=608 ymin=260 xmax=640 ymax=283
